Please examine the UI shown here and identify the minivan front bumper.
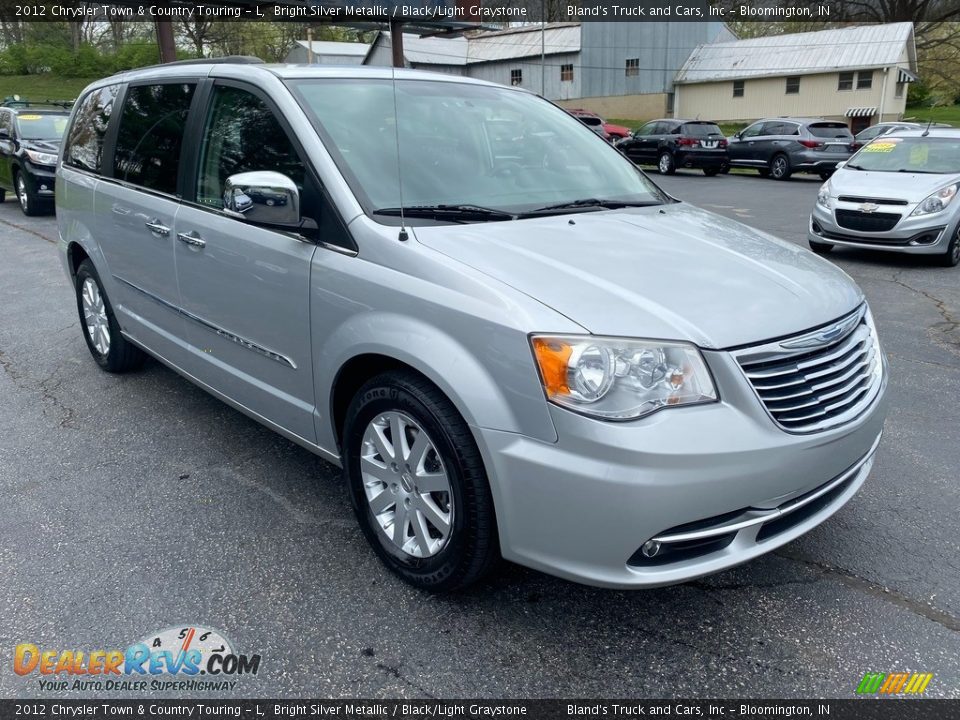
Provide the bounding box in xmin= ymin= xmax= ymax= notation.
xmin=474 ymin=350 xmax=887 ymax=588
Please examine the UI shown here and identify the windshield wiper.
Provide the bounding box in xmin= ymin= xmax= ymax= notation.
xmin=897 ymin=168 xmax=944 ymax=174
xmin=373 ymin=204 xmax=517 ymax=222
xmin=845 ymin=163 xmax=864 ymax=170
xmin=526 ymin=198 xmax=661 ymax=214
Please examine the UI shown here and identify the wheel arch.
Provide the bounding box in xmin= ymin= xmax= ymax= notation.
xmin=317 ymin=314 xmax=557 ymax=453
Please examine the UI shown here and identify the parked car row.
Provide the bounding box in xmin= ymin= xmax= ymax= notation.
xmin=615 ymin=116 xmax=857 ymax=181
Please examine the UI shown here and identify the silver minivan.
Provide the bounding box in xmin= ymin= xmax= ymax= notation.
xmin=58 ymin=61 xmax=888 ymax=591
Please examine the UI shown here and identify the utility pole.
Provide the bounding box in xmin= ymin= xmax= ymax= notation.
xmin=540 ymin=1 xmax=545 ymax=96
xmin=390 ymin=19 xmax=405 ymax=68
xmin=155 ymin=20 xmax=176 ymax=63
xmin=307 ymin=26 xmax=315 ymax=64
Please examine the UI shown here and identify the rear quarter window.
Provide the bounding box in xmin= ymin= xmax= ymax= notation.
xmin=64 ymin=84 xmax=120 ymax=174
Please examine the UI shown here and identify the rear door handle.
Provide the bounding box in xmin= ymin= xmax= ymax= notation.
xmin=176 ymin=231 xmax=206 ymax=249
xmin=145 ymin=219 xmax=170 ymax=236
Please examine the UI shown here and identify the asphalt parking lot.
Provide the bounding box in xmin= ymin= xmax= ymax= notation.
xmin=1 ymin=170 xmax=959 ymax=700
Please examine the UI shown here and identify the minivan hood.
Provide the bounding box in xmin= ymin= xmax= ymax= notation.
xmin=830 ymin=167 xmax=960 ymax=203
xmin=414 ymin=203 xmax=862 ymax=349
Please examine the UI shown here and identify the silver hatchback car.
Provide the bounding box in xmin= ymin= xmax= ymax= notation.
xmin=57 ymin=62 xmax=888 ymax=590
xmin=810 ymin=129 xmax=960 ymax=266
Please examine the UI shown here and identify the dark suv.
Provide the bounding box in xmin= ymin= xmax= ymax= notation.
xmin=0 ymin=105 xmax=71 ymax=215
xmin=726 ymin=118 xmax=854 ymax=181
xmin=616 ymin=119 xmax=728 ymax=176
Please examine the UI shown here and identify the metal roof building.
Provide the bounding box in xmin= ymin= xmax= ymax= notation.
xmin=676 ymin=23 xmax=917 ymax=83
xmin=363 ymin=22 xmax=731 ymax=119
xmin=674 ymin=23 xmax=919 ymax=130
xmin=285 ymin=40 xmax=371 ymax=65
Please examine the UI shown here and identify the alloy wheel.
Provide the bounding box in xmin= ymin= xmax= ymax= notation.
xmin=16 ymin=175 xmax=27 ymax=212
xmin=360 ymin=411 xmax=454 ymax=558
xmin=81 ymin=277 xmax=110 ymax=355
xmin=659 ymin=154 xmax=671 ymax=174
xmin=772 ymin=157 xmax=788 ymax=178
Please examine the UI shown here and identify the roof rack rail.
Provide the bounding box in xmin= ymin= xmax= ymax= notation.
xmin=113 ymin=56 xmax=264 ymax=74
xmin=164 ymin=55 xmax=264 ymax=66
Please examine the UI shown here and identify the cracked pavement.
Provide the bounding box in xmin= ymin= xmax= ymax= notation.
xmin=1 ymin=174 xmax=959 ymax=699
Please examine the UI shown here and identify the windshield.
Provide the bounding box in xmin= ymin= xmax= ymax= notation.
xmin=288 ymin=78 xmax=668 ymax=219
xmin=848 ymin=136 xmax=960 ymax=173
xmin=15 ymin=113 xmax=68 ymax=140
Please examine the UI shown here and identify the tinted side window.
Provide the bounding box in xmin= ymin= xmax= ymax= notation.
xmin=195 ymin=85 xmax=305 ymax=208
xmin=113 ymin=83 xmax=195 ymax=194
xmin=740 ymin=123 xmax=765 ymax=138
xmin=64 ymin=84 xmax=120 ymax=174
xmin=636 ymin=122 xmax=657 ymax=136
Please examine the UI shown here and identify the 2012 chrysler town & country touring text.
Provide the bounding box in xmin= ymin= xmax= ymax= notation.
xmin=57 ymin=61 xmax=888 ymax=591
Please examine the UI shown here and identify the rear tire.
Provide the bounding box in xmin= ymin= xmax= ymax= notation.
xmin=658 ymin=151 xmax=676 ymax=175
xmin=808 ymin=239 xmax=834 ymax=255
xmin=343 ymin=370 xmax=499 ymax=592
xmin=75 ymin=259 xmax=146 ymax=373
xmin=758 ymin=168 xmax=770 ymax=178
xmin=770 ymin=154 xmax=792 ymax=181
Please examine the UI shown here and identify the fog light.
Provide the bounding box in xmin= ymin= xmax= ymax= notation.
xmin=641 ymin=540 xmax=661 ymax=558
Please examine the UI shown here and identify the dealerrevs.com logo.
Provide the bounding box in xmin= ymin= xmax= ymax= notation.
xmin=14 ymin=625 xmax=261 ymax=692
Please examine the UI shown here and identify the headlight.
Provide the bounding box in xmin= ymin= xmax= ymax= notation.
xmin=911 ymin=184 xmax=958 ymax=216
xmin=25 ymin=149 xmax=57 ymax=166
xmin=531 ymin=335 xmax=717 ymax=420
xmin=816 ymin=183 xmax=831 ymax=209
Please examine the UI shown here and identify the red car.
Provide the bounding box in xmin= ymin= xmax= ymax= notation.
xmin=566 ymin=109 xmax=631 ymax=140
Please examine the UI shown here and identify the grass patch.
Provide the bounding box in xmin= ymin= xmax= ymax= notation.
xmin=0 ymin=76 xmax=101 ymax=103
xmin=901 ymin=104 xmax=960 ymax=126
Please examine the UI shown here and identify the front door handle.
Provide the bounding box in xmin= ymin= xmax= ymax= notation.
xmin=145 ymin=219 xmax=170 ymax=236
xmin=176 ymin=231 xmax=206 ymax=249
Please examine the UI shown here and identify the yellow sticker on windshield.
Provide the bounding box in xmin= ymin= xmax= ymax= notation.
xmin=863 ymin=139 xmax=900 ymax=152
xmin=909 ymin=143 xmax=929 ymax=165
xmin=18 ymin=114 xmax=43 ymax=120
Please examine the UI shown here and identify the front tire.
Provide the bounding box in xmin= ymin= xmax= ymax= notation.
xmin=75 ymin=259 xmax=146 ymax=373
xmin=15 ymin=171 xmax=42 ymax=217
xmin=343 ymin=370 xmax=499 ymax=591
xmin=938 ymin=228 xmax=960 ymax=267
xmin=658 ymin=151 xmax=676 ymax=175
xmin=703 ymin=167 xmax=719 ymax=177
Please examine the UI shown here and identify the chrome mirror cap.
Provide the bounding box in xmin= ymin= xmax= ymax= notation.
xmin=223 ymin=171 xmax=300 ymax=227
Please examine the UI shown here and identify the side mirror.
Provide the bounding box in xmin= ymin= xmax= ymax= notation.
xmin=733 ymin=132 xmax=742 ymax=140
xmin=835 ymin=161 xmax=846 ymax=170
xmin=223 ymin=171 xmax=300 ymax=227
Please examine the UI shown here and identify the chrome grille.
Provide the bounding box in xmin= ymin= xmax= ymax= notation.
xmin=733 ymin=307 xmax=883 ymax=433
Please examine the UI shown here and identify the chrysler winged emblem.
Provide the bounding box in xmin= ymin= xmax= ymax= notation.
xmin=780 ymin=312 xmax=861 ymax=350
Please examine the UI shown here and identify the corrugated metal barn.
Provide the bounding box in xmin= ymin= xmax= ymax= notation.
xmin=362 ymin=22 xmax=732 ymax=120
